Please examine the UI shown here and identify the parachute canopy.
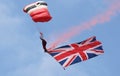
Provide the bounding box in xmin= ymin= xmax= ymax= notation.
xmin=48 ymin=36 xmax=104 ymax=68
xmin=23 ymin=0 xmax=52 ymax=22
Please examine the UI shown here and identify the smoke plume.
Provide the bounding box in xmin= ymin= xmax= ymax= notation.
xmin=48 ymin=2 xmax=120 ymax=50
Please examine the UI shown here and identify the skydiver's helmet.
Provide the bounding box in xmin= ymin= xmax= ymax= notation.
xmin=23 ymin=0 xmax=52 ymax=22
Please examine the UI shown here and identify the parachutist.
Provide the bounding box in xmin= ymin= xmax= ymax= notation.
xmin=40 ymin=32 xmax=48 ymax=52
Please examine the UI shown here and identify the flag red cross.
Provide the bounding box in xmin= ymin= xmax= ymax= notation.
xmin=55 ymin=41 xmax=101 ymax=62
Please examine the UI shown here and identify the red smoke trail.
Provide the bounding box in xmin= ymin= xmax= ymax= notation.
xmin=48 ymin=2 xmax=120 ymax=50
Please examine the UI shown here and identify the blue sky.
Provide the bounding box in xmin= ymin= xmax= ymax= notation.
xmin=0 ymin=0 xmax=120 ymax=76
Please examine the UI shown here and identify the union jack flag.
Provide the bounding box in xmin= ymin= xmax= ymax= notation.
xmin=48 ymin=36 xmax=104 ymax=68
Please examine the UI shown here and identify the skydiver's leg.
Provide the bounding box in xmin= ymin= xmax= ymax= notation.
xmin=40 ymin=38 xmax=48 ymax=52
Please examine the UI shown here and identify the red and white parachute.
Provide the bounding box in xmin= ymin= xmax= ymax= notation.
xmin=23 ymin=0 xmax=52 ymax=22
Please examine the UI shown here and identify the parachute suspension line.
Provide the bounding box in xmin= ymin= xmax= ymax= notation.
xmin=34 ymin=24 xmax=42 ymax=34
xmin=40 ymin=32 xmax=43 ymax=39
xmin=34 ymin=24 xmax=44 ymax=42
